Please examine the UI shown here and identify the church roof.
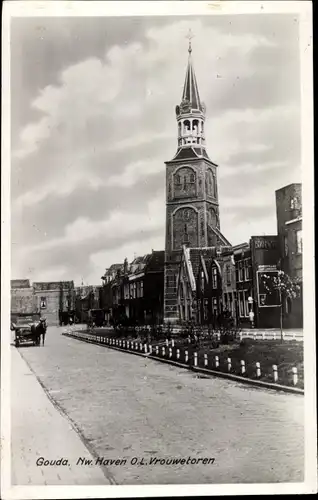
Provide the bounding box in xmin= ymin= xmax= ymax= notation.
xmin=168 ymin=146 xmax=216 ymax=164
xmin=182 ymin=50 xmax=201 ymax=111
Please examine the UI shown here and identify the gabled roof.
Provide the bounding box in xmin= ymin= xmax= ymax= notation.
xmin=189 ymin=247 xmax=217 ymax=279
xmin=208 ymin=225 xmax=231 ymax=247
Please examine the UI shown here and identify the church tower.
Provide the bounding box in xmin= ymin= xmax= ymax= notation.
xmin=163 ymin=35 xmax=229 ymax=323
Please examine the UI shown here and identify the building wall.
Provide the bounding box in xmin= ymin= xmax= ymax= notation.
xmin=11 ymin=287 xmax=36 ymax=315
xmin=275 ymin=183 xmax=302 ymax=277
xmin=33 ymin=281 xmax=74 ymax=326
xmin=275 ymin=184 xmax=303 ymax=327
xmin=250 ymin=236 xmax=280 ymax=328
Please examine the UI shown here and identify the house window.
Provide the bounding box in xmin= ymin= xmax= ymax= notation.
xmin=244 ymin=258 xmax=251 ymax=281
xmin=140 ymin=281 xmax=144 ymax=297
xmin=235 ymin=265 xmax=239 ymax=284
xmin=296 ymin=230 xmax=302 ymax=254
xmin=226 ymin=265 xmax=231 ymax=285
xmin=133 ymin=283 xmax=136 ymax=298
xmin=203 ymin=300 xmax=208 ymax=321
xmin=212 ymin=268 xmax=217 ymax=289
xmin=201 ymin=270 xmax=205 ymax=292
xmin=238 ymin=261 xmax=243 ymax=282
xmin=238 ymin=291 xmax=249 ymax=317
xmin=40 ymin=297 xmax=47 ymax=309
xmin=291 ymin=196 xmax=299 ymax=210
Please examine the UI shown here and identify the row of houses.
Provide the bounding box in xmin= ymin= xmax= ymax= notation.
xmin=11 ymin=183 xmax=302 ymax=329
xmin=98 ymin=183 xmax=303 ymax=329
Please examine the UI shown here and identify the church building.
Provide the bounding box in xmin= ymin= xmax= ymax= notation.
xmin=164 ymin=37 xmax=231 ymax=324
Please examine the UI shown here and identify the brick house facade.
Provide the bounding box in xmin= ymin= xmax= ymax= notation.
xmin=33 ymin=281 xmax=75 ymax=326
xmin=101 ymin=252 xmax=164 ymax=326
xmin=275 ymin=183 xmax=303 ymax=327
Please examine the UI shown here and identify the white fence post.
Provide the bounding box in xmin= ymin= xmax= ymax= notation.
xmin=171 ymin=339 xmax=175 ymax=347
xmin=273 ymin=332 xmax=277 ymax=341
xmin=140 ymin=343 xmax=143 ymax=351
xmin=194 ymin=352 xmax=198 ymax=367
xmin=176 ymin=349 xmax=180 ymax=360
xmin=256 ymin=362 xmax=261 ymax=378
xmin=272 ymin=364 xmax=278 ymax=382
xmin=144 ymin=344 xmax=148 ymax=353
xmin=215 ymin=355 xmax=219 ymax=368
xmin=162 ymin=346 xmax=166 ymax=356
xmin=204 ymin=353 xmax=208 ymax=367
xmin=240 ymin=360 xmax=246 ymax=375
xmin=253 ymin=332 xmax=256 ymax=341
xmin=239 ymin=332 xmax=242 ymax=342
xmin=185 ymin=350 xmax=189 ymax=363
xmin=169 ymin=347 xmax=172 ymax=358
xmin=262 ymin=332 xmax=265 ymax=340
xmin=292 ymin=367 xmax=298 ymax=386
xmin=156 ymin=346 xmax=159 ymax=355
xmin=166 ymin=339 xmax=169 ymax=346
xmin=149 ymin=345 xmax=153 ymax=354
xmin=227 ymin=357 xmax=232 ymax=372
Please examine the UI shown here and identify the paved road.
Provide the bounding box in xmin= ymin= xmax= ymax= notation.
xmin=13 ymin=326 xmax=304 ymax=485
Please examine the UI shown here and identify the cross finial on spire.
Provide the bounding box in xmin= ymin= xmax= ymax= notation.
xmin=186 ymin=29 xmax=194 ymax=54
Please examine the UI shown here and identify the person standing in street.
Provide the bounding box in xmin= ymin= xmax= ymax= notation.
xmin=249 ymin=310 xmax=255 ymax=328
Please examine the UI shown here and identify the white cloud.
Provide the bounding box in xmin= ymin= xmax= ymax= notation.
xmin=11 ymin=17 xmax=300 ymax=282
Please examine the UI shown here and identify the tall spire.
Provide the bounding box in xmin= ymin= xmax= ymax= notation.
xmin=182 ymin=30 xmax=201 ymax=111
xmin=175 ymin=31 xmax=206 ymax=150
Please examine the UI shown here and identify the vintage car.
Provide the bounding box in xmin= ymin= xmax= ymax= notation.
xmin=11 ymin=313 xmax=41 ymax=347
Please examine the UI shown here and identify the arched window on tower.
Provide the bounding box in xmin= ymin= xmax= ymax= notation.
xmin=183 ymin=175 xmax=187 ymax=189
xmin=213 ymin=174 xmax=217 ymax=198
xmin=184 ymin=120 xmax=190 ymax=134
xmin=193 ymin=120 xmax=199 ymax=136
xmin=208 ymin=170 xmax=213 ymax=195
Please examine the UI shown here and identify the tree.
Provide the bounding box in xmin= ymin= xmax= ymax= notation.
xmin=262 ymin=271 xmax=302 ymax=342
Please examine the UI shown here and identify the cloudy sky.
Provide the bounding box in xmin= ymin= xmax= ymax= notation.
xmin=11 ymin=14 xmax=301 ymax=285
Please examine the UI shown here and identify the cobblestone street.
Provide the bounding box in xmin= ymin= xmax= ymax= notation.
xmin=12 ymin=326 xmax=304 ymax=485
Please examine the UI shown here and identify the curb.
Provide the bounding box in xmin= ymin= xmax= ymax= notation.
xmin=63 ymin=332 xmax=304 ymax=396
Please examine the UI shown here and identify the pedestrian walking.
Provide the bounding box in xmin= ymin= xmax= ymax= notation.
xmin=249 ymin=310 xmax=255 ymax=329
